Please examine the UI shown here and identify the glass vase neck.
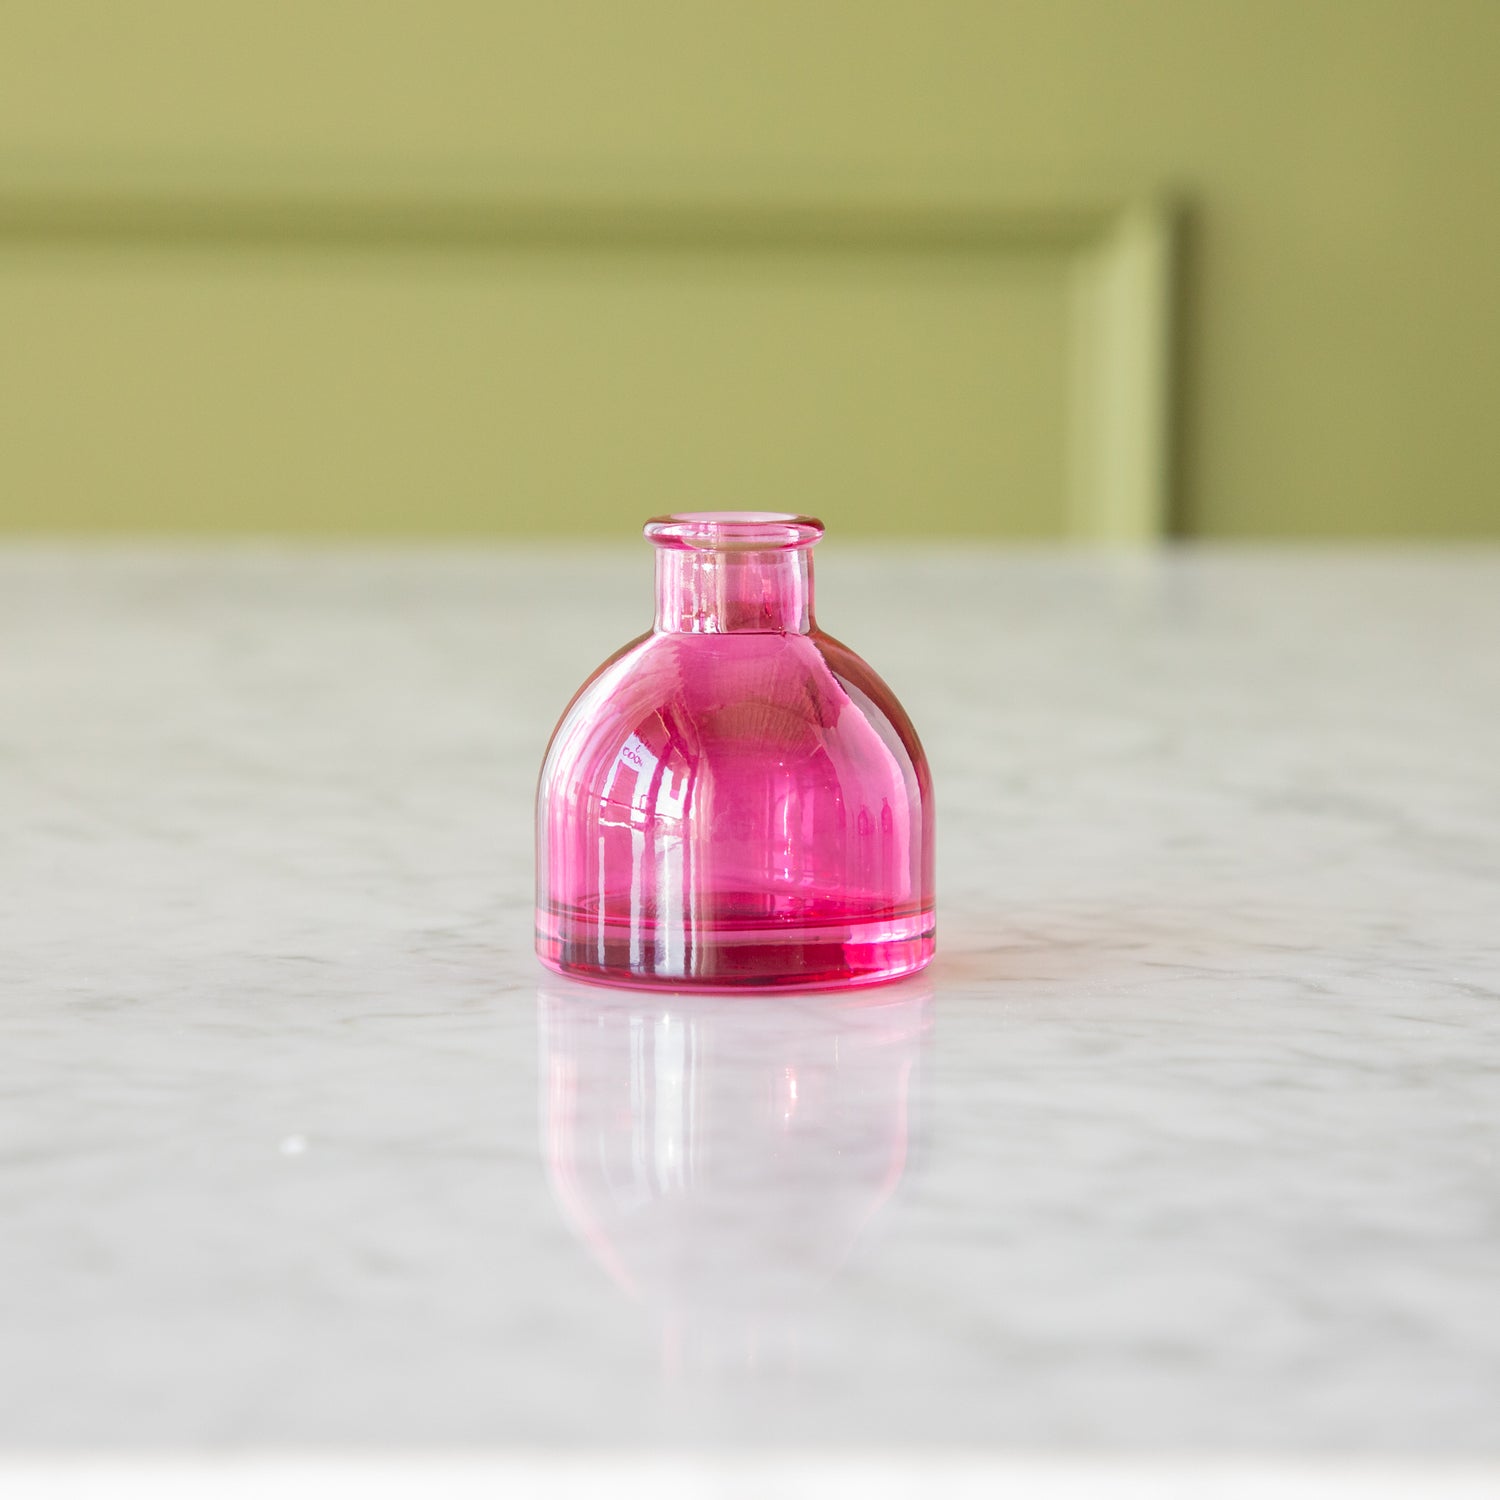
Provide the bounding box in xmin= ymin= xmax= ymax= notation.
xmin=646 ymin=512 xmax=822 ymax=636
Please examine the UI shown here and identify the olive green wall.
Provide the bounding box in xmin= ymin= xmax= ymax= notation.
xmin=1 ymin=1 xmax=1497 ymax=538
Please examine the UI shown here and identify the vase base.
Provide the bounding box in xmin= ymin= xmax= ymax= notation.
xmin=536 ymin=904 xmax=935 ymax=993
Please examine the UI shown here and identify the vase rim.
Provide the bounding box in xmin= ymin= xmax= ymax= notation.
xmin=645 ymin=512 xmax=824 ymax=552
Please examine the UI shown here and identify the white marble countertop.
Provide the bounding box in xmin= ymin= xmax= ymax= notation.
xmin=2 ymin=545 xmax=1497 ymax=1486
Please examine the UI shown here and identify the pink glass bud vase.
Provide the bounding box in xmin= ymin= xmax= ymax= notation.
xmin=536 ymin=512 xmax=935 ymax=990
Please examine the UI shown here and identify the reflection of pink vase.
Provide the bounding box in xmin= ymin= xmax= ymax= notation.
xmin=538 ymin=979 xmax=931 ymax=1372
xmin=536 ymin=512 xmax=935 ymax=990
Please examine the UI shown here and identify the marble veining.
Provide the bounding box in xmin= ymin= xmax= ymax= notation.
xmin=0 ymin=545 xmax=1497 ymax=1455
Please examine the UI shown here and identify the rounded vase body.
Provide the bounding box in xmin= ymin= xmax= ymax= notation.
xmin=536 ymin=512 xmax=934 ymax=990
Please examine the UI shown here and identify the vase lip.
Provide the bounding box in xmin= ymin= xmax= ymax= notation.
xmin=645 ymin=511 xmax=824 ymax=552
